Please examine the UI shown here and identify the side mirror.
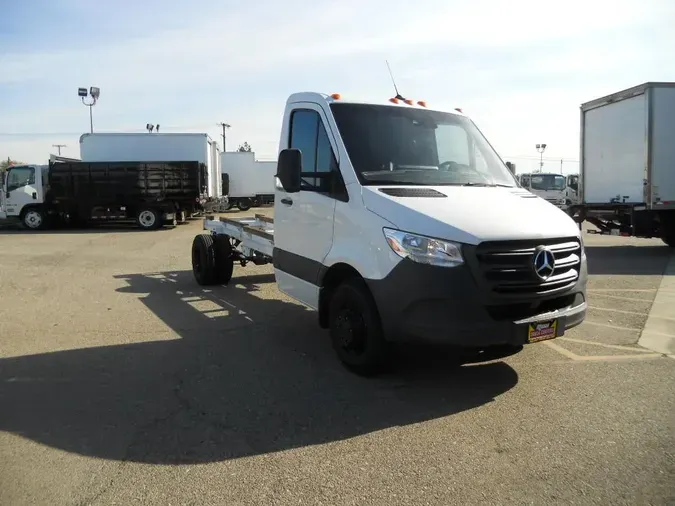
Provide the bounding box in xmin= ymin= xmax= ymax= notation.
xmin=505 ymin=161 xmax=516 ymax=174
xmin=276 ymin=148 xmax=302 ymax=193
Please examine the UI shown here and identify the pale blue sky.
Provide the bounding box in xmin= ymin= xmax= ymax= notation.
xmin=1 ymin=0 xmax=674 ymax=173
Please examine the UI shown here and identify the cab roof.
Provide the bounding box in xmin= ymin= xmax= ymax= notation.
xmin=286 ymin=92 xmax=466 ymax=117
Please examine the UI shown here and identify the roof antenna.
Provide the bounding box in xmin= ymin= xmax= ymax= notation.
xmin=386 ymin=60 xmax=405 ymax=100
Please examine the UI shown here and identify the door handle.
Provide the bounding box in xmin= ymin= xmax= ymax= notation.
xmin=280 ymin=197 xmax=293 ymax=206
xmin=32 ymin=192 xmax=37 ymax=199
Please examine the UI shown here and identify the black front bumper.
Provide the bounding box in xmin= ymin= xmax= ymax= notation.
xmin=366 ymin=255 xmax=588 ymax=348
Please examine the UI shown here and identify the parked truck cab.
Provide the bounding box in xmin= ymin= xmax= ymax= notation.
xmin=194 ymin=92 xmax=588 ymax=375
xmin=518 ymin=172 xmax=568 ymax=209
xmin=0 ymin=164 xmax=49 ymax=229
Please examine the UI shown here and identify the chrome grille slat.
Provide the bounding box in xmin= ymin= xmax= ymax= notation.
xmin=474 ymin=237 xmax=581 ymax=297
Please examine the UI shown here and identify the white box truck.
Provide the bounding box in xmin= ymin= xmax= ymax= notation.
xmin=221 ymin=151 xmax=276 ymax=210
xmin=571 ymin=82 xmax=675 ymax=246
xmin=80 ymin=132 xmax=229 ymax=214
xmin=191 ymin=91 xmax=588 ymax=376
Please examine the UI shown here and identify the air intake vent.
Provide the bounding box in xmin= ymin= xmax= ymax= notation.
xmin=379 ymin=188 xmax=447 ymax=198
xmin=510 ymin=189 xmax=538 ymax=199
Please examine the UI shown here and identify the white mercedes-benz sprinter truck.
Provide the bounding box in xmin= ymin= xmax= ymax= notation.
xmin=192 ymin=92 xmax=587 ymax=375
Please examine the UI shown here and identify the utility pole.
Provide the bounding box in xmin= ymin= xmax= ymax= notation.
xmin=217 ymin=122 xmax=231 ymax=152
xmin=52 ymin=144 xmax=66 ymax=156
xmin=560 ymin=158 xmax=563 ymax=174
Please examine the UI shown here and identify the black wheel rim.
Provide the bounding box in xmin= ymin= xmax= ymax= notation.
xmin=334 ymin=307 xmax=367 ymax=356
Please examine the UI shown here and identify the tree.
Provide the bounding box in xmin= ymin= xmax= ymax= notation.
xmin=237 ymin=142 xmax=252 ymax=152
xmin=0 ymin=157 xmax=24 ymax=175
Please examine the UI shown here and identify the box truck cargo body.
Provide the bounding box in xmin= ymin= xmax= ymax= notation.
xmin=573 ymin=82 xmax=675 ymax=246
xmin=221 ymin=151 xmax=276 ymax=210
xmin=80 ymin=133 xmax=226 ymax=209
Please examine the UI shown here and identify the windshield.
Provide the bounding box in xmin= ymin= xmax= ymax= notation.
xmin=329 ymin=103 xmax=517 ymax=187
xmin=524 ymin=174 xmax=566 ymax=191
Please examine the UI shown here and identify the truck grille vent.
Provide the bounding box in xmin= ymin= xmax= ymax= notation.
xmin=378 ymin=188 xmax=447 ymax=198
xmin=474 ymin=237 xmax=581 ymax=297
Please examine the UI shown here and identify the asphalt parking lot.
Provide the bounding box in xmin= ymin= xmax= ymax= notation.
xmin=1 ymin=212 xmax=674 ymax=506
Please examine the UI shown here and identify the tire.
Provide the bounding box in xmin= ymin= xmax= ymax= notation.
xmin=237 ymin=198 xmax=252 ymax=211
xmin=137 ymin=208 xmax=162 ymax=230
xmin=192 ymin=234 xmax=218 ymax=285
xmin=22 ymin=208 xmax=47 ymax=230
xmin=328 ymin=277 xmax=389 ymax=376
xmin=214 ymin=235 xmax=235 ymax=284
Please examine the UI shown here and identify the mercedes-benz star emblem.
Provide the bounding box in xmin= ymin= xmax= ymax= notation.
xmin=533 ymin=246 xmax=555 ymax=281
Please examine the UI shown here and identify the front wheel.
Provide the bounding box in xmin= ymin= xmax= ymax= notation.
xmin=22 ymin=208 xmax=46 ymax=230
xmin=328 ymin=278 xmax=389 ymax=376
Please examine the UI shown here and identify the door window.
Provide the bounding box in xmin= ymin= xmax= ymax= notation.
xmin=289 ymin=109 xmax=338 ymax=189
xmin=7 ymin=167 xmax=35 ymax=192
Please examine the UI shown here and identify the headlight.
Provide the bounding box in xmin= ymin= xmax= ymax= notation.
xmin=383 ymin=228 xmax=464 ymax=267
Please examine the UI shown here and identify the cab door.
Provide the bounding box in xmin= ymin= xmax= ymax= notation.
xmin=273 ymin=103 xmax=342 ymax=309
xmin=3 ymin=165 xmax=41 ymax=217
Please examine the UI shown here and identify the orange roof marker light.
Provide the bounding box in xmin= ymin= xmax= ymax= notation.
xmin=389 ymin=97 xmax=400 ymax=104
xmin=417 ymin=100 xmax=427 ymax=107
xmin=404 ymin=98 xmax=414 ymax=105
xmin=330 ymin=93 xmax=342 ymax=100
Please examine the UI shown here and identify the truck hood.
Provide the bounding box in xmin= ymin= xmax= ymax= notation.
xmin=362 ymin=185 xmax=580 ymax=245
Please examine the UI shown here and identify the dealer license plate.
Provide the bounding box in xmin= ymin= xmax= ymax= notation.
xmin=527 ymin=319 xmax=558 ymax=343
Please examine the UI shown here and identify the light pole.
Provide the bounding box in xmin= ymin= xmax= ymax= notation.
xmin=78 ymin=86 xmax=100 ymax=133
xmin=217 ymin=122 xmax=230 ymax=152
xmin=535 ymin=143 xmax=547 ymax=172
xmin=52 ymin=144 xmax=66 ymax=155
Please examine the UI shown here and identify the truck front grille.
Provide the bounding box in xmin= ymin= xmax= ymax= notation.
xmin=474 ymin=237 xmax=581 ymax=297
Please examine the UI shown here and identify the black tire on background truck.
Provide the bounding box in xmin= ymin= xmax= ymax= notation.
xmin=236 ymin=198 xmax=252 ymax=211
xmin=328 ymin=277 xmax=389 ymax=376
xmin=21 ymin=207 xmax=47 ymax=230
xmin=136 ymin=208 xmax=162 ymax=230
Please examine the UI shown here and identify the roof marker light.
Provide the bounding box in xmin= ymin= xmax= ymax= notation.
xmin=389 ymin=97 xmax=400 ymax=104
xmin=417 ymin=100 xmax=427 ymax=107
xmin=404 ymin=99 xmax=414 ymax=105
xmin=331 ymin=93 xmax=341 ymax=100
xmin=455 ymin=107 xmax=463 ymax=113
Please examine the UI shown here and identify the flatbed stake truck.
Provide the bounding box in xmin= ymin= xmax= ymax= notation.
xmin=191 ymin=92 xmax=588 ymax=375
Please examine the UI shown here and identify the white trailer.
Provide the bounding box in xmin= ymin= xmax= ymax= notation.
xmin=191 ymin=91 xmax=587 ymax=376
xmin=221 ymin=151 xmax=276 ymax=210
xmin=79 ymin=132 xmax=228 ymax=212
xmin=572 ymin=82 xmax=675 ymax=245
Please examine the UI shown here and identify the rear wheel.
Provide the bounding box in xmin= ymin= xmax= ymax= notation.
xmin=237 ymin=198 xmax=252 ymax=211
xmin=328 ymin=278 xmax=389 ymax=376
xmin=192 ymin=234 xmax=218 ymax=285
xmin=214 ymin=235 xmax=235 ymax=284
xmin=137 ymin=208 xmax=162 ymax=230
